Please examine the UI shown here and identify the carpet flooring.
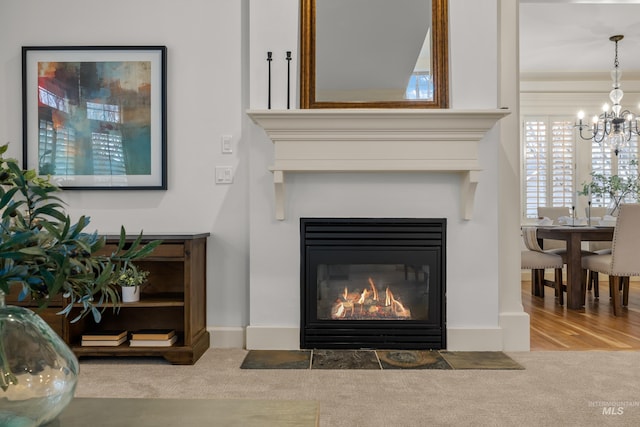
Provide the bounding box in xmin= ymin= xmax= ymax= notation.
xmin=240 ymin=349 xmax=524 ymax=370
xmin=75 ymin=349 xmax=640 ymax=426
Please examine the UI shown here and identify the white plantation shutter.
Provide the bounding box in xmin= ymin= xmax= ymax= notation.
xmin=52 ymin=126 xmax=76 ymax=176
xmin=38 ymin=119 xmax=76 ymax=176
xmin=523 ymin=116 xmax=575 ymax=219
xmin=617 ymin=137 xmax=639 ymax=204
xmin=590 ymin=136 xmax=638 ymax=208
xmin=91 ymin=132 xmax=126 ymax=175
xmin=550 ymin=120 xmax=574 ymax=205
xmin=590 ymin=140 xmax=613 ymax=208
xmin=38 ymin=119 xmax=54 ymax=172
xmin=523 ymin=118 xmax=548 ymax=217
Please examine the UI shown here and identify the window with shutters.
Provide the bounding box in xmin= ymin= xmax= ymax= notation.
xmin=91 ymin=132 xmax=126 ymax=175
xmin=38 ymin=119 xmax=76 ymax=176
xmin=617 ymin=139 xmax=639 ymax=204
xmin=590 ymin=136 xmax=639 ymax=208
xmin=522 ymin=116 xmax=575 ymax=219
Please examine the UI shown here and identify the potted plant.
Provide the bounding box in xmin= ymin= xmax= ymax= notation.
xmin=116 ymin=264 xmax=150 ymax=302
xmin=0 ymin=143 xmax=161 ymax=425
xmin=579 ymin=160 xmax=640 ymax=216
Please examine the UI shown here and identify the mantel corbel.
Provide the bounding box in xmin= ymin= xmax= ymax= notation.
xmin=247 ymin=108 xmax=510 ymax=220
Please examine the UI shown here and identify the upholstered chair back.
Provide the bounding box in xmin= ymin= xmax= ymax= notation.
xmin=537 ymin=207 xmax=571 ymax=250
xmin=522 ymin=226 xmax=543 ymax=252
xmin=610 ymin=204 xmax=640 ymax=276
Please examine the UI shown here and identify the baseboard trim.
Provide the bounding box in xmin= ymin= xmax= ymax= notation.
xmin=245 ymin=326 xmax=300 ymax=350
xmin=209 ymin=326 xmax=245 ymax=349
xmin=446 ymin=327 xmax=504 ymax=351
xmin=236 ymin=325 xmax=512 ymax=351
xmin=499 ymin=311 xmax=531 ymax=351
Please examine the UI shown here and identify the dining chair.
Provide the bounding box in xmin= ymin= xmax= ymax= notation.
xmin=521 ymin=226 xmax=564 ymax=302
xmin=537 ymin=206 xmax=571 ymax=251
xmin=585 ymin=206 xmax=612 ymax=250
xmin=581 ymin=203 xmax=640 ymax=316
xmin=584 ymin=206 xmax=613 ymax=296
xmin=586 ymin=206 xmax=609 ymax=219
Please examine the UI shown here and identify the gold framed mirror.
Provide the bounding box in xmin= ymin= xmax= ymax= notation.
xmin=300 ymin=0 xmax=449 ymax=109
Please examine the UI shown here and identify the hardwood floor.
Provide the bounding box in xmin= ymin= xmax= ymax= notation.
xmin=522 ymin=279 xmax=640 ymax=351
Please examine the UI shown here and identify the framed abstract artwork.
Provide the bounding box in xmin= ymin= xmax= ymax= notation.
xmin=22 ymin=46 xmax=167 ymax=189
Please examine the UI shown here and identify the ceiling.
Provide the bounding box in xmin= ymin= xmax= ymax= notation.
xmin=519 ymin=1 xmax=640 ymax=74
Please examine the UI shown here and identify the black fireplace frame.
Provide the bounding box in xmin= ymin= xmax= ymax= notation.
xmin=300 ymin=218 xmax=446 ymax=350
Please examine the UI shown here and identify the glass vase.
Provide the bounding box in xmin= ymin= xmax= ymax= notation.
xmin=608 ymin=196 xmax=621 ymax=217
xmin=0 ymin=291 xmax=78 ymax=426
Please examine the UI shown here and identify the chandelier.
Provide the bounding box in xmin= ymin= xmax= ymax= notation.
xmin=575 ymin=35 xmax=639 ymax=156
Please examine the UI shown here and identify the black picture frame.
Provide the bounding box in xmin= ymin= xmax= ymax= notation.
xmin=22 ymin=45 xmax=167 ymax=190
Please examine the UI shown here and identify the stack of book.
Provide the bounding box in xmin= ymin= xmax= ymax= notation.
xmin=129 ymin=329 xmax=177 ymax=347
xmin=81 ymin=330 xmax=128 ymax=347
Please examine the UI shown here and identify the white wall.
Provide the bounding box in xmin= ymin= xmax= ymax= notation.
xmin=247 ymin=0 xmax=509 ymax=350
xmin=0 ymin=0 xmax=251 ymax=341
xmin=1 ymin=0 xmax=524 ymax=351
xmin=249 ymin=0 xmax=299 ymax=110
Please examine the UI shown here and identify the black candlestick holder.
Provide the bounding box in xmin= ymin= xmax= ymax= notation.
xmin=267 ymin=51 xmax=273 ymax=109
xmin=286 ymin=51 xmax=292 ymax=109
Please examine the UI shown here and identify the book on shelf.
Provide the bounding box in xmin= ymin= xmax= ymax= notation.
xmin=129 ymin=335 xmax=178 ymax=347
xmin=81 ymin=329 xmax=128 ymax=341
xmin=130 ymin=329 xmax=176 ymax=340
xmin=81 ymin=336 xmax=127 ymax=347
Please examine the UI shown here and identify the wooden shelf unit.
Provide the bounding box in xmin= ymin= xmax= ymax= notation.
xmin=8 ymin=233 xmax=210 ymax=365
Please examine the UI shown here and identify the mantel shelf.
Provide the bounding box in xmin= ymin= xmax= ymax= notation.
xmin=247 ymin=108 xmax=511 ymax=220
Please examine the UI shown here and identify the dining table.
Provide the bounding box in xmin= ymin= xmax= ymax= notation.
xmin=536 ymin=226 xmax=615 ymax=309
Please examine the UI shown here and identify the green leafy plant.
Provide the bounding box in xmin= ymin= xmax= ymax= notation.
xmin=0 ymin=143 xmax=162 ymax=322
xmin=115 ymin=265 xmax=149 ymax=287
xmin=579 ymin=160 xmax=640 ymax=216
xmin=0 ymin=143 xmax=163 ymax=394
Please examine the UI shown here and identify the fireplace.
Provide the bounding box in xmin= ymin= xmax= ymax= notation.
xmin=300 ymin=218 xmax=446 ymax=349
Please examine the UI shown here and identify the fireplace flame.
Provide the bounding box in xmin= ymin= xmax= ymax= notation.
xmin=357 ymin=288 xmax=369 ymax=305
xmin=330 ymin=279 xmax=411 ymax=319
xmin=368 ymin=277 xmax=379 ymax=301
xmin=392 ymin=298 xmax=410 ymax=317
xmin=385 ymin=288 xmax=410 ymax=317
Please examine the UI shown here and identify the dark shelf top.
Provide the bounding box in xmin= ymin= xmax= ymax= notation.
xmin=101 ymin=232 xmax=211 ymax=241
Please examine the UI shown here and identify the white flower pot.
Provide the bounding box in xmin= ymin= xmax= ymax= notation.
xmin=121 ymin=286 xmax=140 ymax=303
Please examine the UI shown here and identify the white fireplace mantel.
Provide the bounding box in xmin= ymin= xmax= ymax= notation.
xmin=247 ymin=108 xmax=511 ymax=220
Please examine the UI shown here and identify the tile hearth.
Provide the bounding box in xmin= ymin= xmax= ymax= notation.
xmin=240 ymin=350 xmax=523 ymax=370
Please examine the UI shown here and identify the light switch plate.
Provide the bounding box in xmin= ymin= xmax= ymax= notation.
xmin=215 ymin=166 xmax=233 ymax=184
xmin=221 ymin=135 xmax=233 ymax=154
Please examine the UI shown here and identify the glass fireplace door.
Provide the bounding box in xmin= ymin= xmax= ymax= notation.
xmin=301 ymin=218 xmax=446 ymax=349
